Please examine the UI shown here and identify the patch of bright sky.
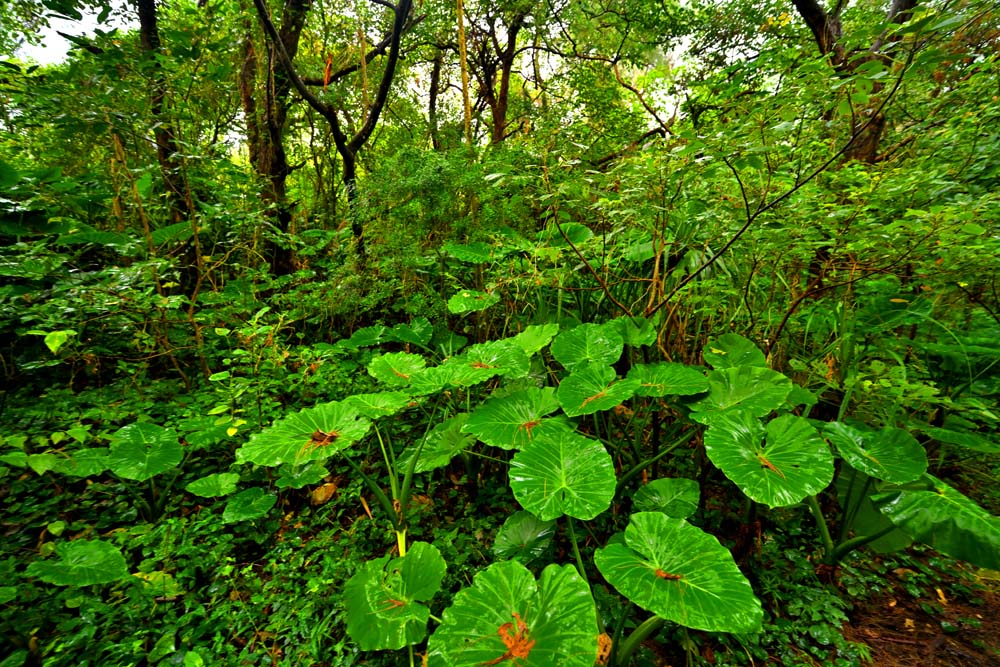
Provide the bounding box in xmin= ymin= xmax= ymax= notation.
xmin=14 ymin=8 xmax=133 ymax=66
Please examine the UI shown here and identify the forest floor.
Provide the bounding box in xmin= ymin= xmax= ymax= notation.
xmin=843 ymin=570 xmax=1000 ymax=666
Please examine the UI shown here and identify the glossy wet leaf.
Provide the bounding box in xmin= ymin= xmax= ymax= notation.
xmin=345 ymin=541 xmax=446 ymax=650
xmin=510 ymin=429 xmax=616 ymax=520
xmin=824 ymin=423 xmax=927 ymax=483
xmin=493 ymin=511 xmax=557 ymax=563
xmin=185 ymin=472 xmax=239 ymax=497
xmin=608 ymin=316 xmax=657 ymax=347
xmin=874 ymin=475 xmax=1000 ymax=569
xmin=427 ymin=560 xmax=597 ymax=667
xmin=367 ymin=352 xmax=426 ymax=387
xmin=275 ymin=462 xmax=328 ymax=489
xmin=628 ymin=362 xmax=709 ymax=397
xmin=704 ymin=413 xmax=833 ymax=507
xmin=595 ymin=512 xmax=762 ymax=633
xmin=922 ymin=427 xmax=1000 ymax=453
xmin=388 ymin=317 xmax=433 ymax=347
xmin=689 ymin=366 xmax=792 ymax=425
xmin=398 ymin=413 xmax=476 ymax=473
xmin=836 ymin=471 xmax=911 ymax=553
xmin=512 ymin=323 xmax=559 ymax=355
xmin=222 ymin=488 xmax=276 ymax=523
xmin=455 ymin=339 xmax=531 ymax=383
xmin=236 ymin=401 xmax=370 ymax=467
xmin=551 ymin=323 xmax=623 ymax=372
xmin=448 ymin=289 xmax=499 ymax=314
xmin=634 ymin=478 xmax=700 ymax=518
xmin=465 ymin=387 xmax=561 ymax=450
xmin=557 ymin=365 xmax=639 ymax=417
xmin=702 ymin=333 xmax=767 ymax=369
xmin=26 ymin=539 xmax=128 ymax=586
xmin=53 ymin=448 xmax=109 ymax=477
xmin=343 ymin=391 xmax=415 ymax=419
xmin=108 ymin=423 xmax=182 ymax=482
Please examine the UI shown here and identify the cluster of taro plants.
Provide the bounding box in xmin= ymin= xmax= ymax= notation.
xmin=18 ymin=289 xmax=1000 ymax=665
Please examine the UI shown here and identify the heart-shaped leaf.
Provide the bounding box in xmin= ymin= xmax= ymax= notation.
xmin=689 ymin=366 xmax=792 ymax=425
xmin=222 ymin=488 xmax=277 ymax=523
xmin=703 ymin=334 xmax=766 ymax=369
xmin=185 ymin=472 xmax=240 ymax=497
xmin=874 ymin=475 xmax=1000 ymax=569
xmin=388 ymin=317 xmax=433 ymax=347
xmin=275 ymin=462 xmax=329 ymax=489
xmin=236 ymin=401 xmax=370 ymax=467
xmin=368 ymin=353 xmax=426 ymax=387
xmin=345 ymin=541 xmax=446 ymax=650
xmin=921 ymin=427 xmax=1000 ymax=453
xmin=824 ymin=423 xmax=927 ymax=483
xmin=551 ymin=323 xmax=623 ymax=372
xmin=493 ymin=511 xmax=557 ymax=563
xmin=427 ymin=560 xmax=597 ymax=667
xmin=54 ymin=448 xmax=109 ymax=477
xmin=595 ymin=512 xmax=762 ymax=633
xmin=512 ymin=323 xmax=559 ymax=355
xmin=465 ymin=388 xmax=562 ymax=450
xmin=704 ymin=413 xmax=833 ymax=507
xmin=634 ymin=478 xmax=700 ymax=518
xmin=557 ymin=365 xmax=639 ymax=417
xmin=26 ymin=539 xmax=128 ymax=586
xmin=628 ymin=363 xmax=709 ymax=397
xmin=510 ymin=429 xmax=616 ymax=520
xmin=608 ymin=316 xmax=657 ymax=347
xmin=344 ymin=391 xmax=416 ymax=419
xmin=109 ymin=424 xmax=182 ymax=482
xmin=398 ymin=414 xmax=477 ymax=473
xmin=448 ymin=290 xmax=499 ymax=314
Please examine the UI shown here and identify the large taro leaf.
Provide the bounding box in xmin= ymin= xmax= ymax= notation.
xmin=345 ymin=542 xmax=446 ymax=651
xmin=427 ymin=560 xmax=597 ymax=667
xmin=388 ymin=317 xmax=433 ymax=347
xmin=397 ymin=413 xmax=477 ymax=473
xmin=108 ymin=423 xmax=183 ymax=482
xmin=448 ymin=289 xmax=499 ymax=314
xmin=236 ymin=401 xmax=370 ymax=467
xmin=343 ymin=391 xmax=415 ymax=419
xmin=704 ymin=413 xmax=833 ymax=507
xmin=628 ymin=363 xmax=709 ymax=397
xmin=595 ymin=512 xmax=762 ymax=633
xmin=512 ymin=323 xmax=560 ymax=355
xmin=557 ymin=365 xmax=639 ymax=418
xmin=608 ymin=315 xmax=657 ymax=347
xmin=874 ymin=476 xmax=1000 ymax=569
xmin=368 ymin=352 xmax=426 ymax=387
xmin=835 ymin=471 xmax=912 ymax=553
xmin=550 ymin=323 xmax=623 ymax=372
xmin=464 ymin=387 xmax=562 ymax=450
xmin=185 ymin=472 xmax=240 ymax=497
xmin=26 ymin=539 xmax=128 ymax=586
xmin=689 ymin=366 xmax=792 ymax=425
xmin=493 ymin=511 xmax=557 ymax=563
xmin=634 ymin=478 xmax=700 ymax=518
xmin=222 ymin=488 xmax=277 ymax=523
xmin=824 ymin=422 xmax=927 ymax=483
xmin=702 ymin=334 xmax=767 ymax=369
xmin=921 ymin=426 xmax=1000 ymax=453
xmin=455 ymin=339 xmax=531 ymax=384
xmin=509 ymin=429 xmax=615 ymax=521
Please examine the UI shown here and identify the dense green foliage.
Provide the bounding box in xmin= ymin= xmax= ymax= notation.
xmin=2 ymin=0 xmax=999 ymax=665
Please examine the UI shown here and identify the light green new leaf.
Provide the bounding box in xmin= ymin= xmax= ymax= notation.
xmin=388 ymin=317 xmax=433 ymax=347
xmin=275 ymin=462 xmax=328 ymax=489
xmin=595 ymin=512 xmax=762 ymax=633
xmin=510 ymin=430 xmax=616 ymax=520
xmin=702 ymin=334 xmax=767 ymax=369
xmin=109 ymin=424 xmax=183 ymax=482
xmin=824 ymin=423 xmax=927 ymax=483
xmin=222 ymin=488 xmax=276 ymax=523
xmin=689 ymin=366 xmax=792 ymax=425
xmin=634 ymin=478 xmax=700 ymax=518
xmin=185 ymin=472 xmax=239 ymax=497
xmin=448 ymin=290 xmax=499 ymax=314
xmin=608 ymin=316 xmax=657 ymax=347
xmin=368 ymin=353 xmax=426 ymax=387
xmin=512 ymin=323 xmax=559 ymax=355
xmin=557 ymin=365 xmax=639 ymax=417
xmin=551 ymin=323 xmax=624 ymax=372
xmin=26 ymin=539 xmax=128 ymax=586
xmin=345 ymin=542 xmax=446 ymax=650
xmin=455 ymin=339 xmax=531 ymax=383
xmin=398 ymin=414 xmax=476 ymax=473
xmin=444 ymin=241 xmax=494 ymax=263
xmin=464 ymin=387 xmax=561 ymax=450
xmin=427 ymin=560 xmax=597 ymax=667
xmin=493 ymin=511 xmax=557 ymax=563
xmin=628 ymin=363 xmax=709 ymax=397
xmin=236 ymin=401 xmax=370 ymax=467
xmin=874 ymin=476 xmax=1000 ymax=569
xmin=704 ymin=413 xmax=833 ymax=507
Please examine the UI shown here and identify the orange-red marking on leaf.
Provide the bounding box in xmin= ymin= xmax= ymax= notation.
xmin=654 ymin=569 xmax=683 ymax=581
xmin=580 ymin=391 xmax=607 ymax=408
xmin=757 ymin=454 xmax=786 ymax=479
xmin=480 ymin=611 xmax=535 ymax=666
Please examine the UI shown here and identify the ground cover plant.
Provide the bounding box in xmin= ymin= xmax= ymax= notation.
xmin=2 ymin=0 xmax=1000 ymax=665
